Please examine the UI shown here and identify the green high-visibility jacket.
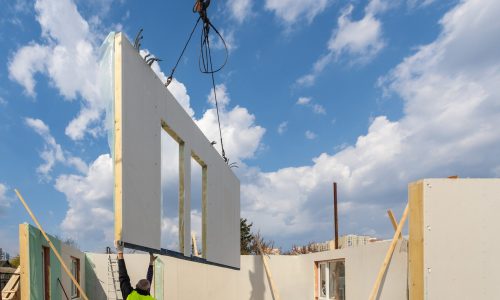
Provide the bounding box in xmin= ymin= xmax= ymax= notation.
xmin=126 ymin=290 xmax=156 ymax=300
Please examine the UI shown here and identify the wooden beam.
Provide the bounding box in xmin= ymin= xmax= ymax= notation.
xmin=369 ymin=202 xmax=409 ymax=300
xmin=15 ymin=189 xmax=90 ymax=300
xmin=114 ymin=33 xmax=124 ymax=243
xmin=19 ymin=224 xmax=29 ymax=300
xmin=409 ymin=181 xmax=424 ymax=300
xmin=387 ymin=209 xmax=402 ymax=239
xmin=258 ymin=244 xmax=281 ymax=300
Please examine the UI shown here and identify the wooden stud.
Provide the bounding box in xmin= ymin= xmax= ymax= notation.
xmin=387 ymin=209 xmax=402 ymax=239
xmin=114 ymin=33 xmax=124 ymax=243
xmin=15 ymin=189 xmax=90 ymax=300
xmin=258 ymin=244 xmax=281 ymax=300
xmin=369 ymin=202 xmax=409 ymax=300
xmin=409 ymin=181 xmax=424 ymax=300
xmin=19 ymin=224 xmax=29 ymax=300
xmin=201 ymin=164 xmax=207 ymax=259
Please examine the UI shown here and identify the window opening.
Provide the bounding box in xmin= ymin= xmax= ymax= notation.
xmin=160 ymin=127 xmax=181 ymax=251
xmin=317 ymin=260 xmax=345 ymax=300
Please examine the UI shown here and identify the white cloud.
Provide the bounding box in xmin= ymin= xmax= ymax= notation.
xmin=55 ymin=154 xmax=113 ymax=246
xmin=296 ymin=97 xmax=311 ymax=105
xmin=227 ymin=0 xmax=253 ymax=23
xmin=297 ymin=0 xmax=386 ymax=86
xmin=296 ymin=97 xmax=326 ymax=114
xmin=0 ymin=97 xmax=7 ymax=106
xmin=265 ymin=0 xmax=331 ymax=25
xmin=243 ymin=0 xmax=500 ymax=247
xmin=25 ymin=117 xmax=88 ymax=179
xmin=197 ymin=84 xmax=266 ymax=163
xmin=0 ymin=183 xmax=11 ymax=214
xmin=8 ymin=0 xmax=112 ymax=141
xmin=277 ymin=121 xmax=288 ymax=135
xmin=305 ymin=130 xmax=317 ymax=140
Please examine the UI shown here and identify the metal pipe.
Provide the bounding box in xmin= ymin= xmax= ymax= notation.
xmin=334 ymin=182 xmax=339 ymax=250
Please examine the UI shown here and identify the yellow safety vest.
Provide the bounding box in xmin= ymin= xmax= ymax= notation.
xmin=126 ymin=290 xmax=156 ymax=300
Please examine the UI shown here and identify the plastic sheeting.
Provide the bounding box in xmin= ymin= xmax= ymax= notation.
xmin=27 ymin=223 xmax=62 ymax=300
xmin=99 ymin=31 xmax=116 ymax=156
xmin=153 ymin=258 xmax=164 ymax=299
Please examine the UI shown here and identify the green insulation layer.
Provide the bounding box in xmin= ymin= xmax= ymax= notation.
xmin=27 ymin=223 xmax=62 ymax=300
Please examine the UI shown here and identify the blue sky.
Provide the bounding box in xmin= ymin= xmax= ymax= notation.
xmin=1 ymin=0 xmax=500 ymax=254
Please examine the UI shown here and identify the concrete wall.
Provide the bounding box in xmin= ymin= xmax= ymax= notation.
xmin=86 ymin=240 xmax=408 ymax=300
xmin=409 ymin=178 xmax=500 ymax=299
xmin=113 ymin=32 xmax=240 ymax=268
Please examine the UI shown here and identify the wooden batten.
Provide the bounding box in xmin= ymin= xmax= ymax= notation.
xmin=114 ymin=33 xmax=124 ymax=243
xmin=409 ymin=181 xmax=424 ymax=300
xmin=19 ymin=224 xmax=29 ymax=300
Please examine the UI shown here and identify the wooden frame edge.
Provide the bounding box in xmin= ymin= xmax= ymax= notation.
xmin=409 ymin=180 xmax=424 ymax=300
xmin=19 ymin=224 xmax=29 ymax=300
xmin=114 ymin=32 xmax=124 ymax=243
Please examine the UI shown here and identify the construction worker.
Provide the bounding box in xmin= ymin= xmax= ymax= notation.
xmin=115 ymin=241 xmax=157 ymax=300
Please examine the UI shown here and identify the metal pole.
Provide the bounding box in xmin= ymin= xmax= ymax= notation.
xmin=334 ymin=182 xmax=339 ymax=250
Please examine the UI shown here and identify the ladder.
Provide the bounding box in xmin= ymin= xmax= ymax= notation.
xmin=106 ymin=248 xmax=123 ymax=300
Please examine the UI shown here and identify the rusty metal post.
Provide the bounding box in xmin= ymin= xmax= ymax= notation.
xmin=334 ymin=182 xmax=339 ymax=250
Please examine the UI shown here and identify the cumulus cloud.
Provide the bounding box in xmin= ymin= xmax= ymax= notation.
xmin=55 ymin=154 xmax=113 ymax=245
xmin=8 ymin=0 xmax=112 ymax=141
xmin=196 ymin=84 xmax=266 ymax=163
xmin=265 ymin=0 xmax=332 ymax=25
xmin=297 ymin=0 xmax=387 ymax=86
xmin=244 ymin=0 xmax=500 ymax=246
xmin=25 ymin=117 xmax=88 ymax=180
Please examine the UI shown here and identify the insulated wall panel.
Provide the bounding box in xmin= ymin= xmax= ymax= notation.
xmin=113 ymin=32 xmax=240 ymax=268
xmin=409 ymin=178 xmax=500 ymax=299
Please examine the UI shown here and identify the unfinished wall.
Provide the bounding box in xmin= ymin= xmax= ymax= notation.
xmin=19 ymin=223 xmax=86 ymax=300
xmin=112 ymin=32 xmax=240 ymax=268
xmin=409 ymin=178 xmax=500 ymax=299
xmin=86 ymin=239 xmax=407 ymax=300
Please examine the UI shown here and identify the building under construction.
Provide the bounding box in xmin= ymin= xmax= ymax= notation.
xmin=2 ymin=32 xmax=500 ymax=300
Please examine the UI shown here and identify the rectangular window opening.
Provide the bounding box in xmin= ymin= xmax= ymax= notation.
xmin=43 ymin=246 xmax=50 ymax=300
xmin=160 ymin=124 xmax=181 ymax=252
xmin=190 ymin=154 xmax=206 ymax=258
xmin=70 ymin=257 xmax=80 ymax=298
xmin=316 ymin=259 xmax=345 ymax=300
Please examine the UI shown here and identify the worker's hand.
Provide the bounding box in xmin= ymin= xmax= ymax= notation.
xmin=115 ymin=240 xmax=124 ymax=253
xmin=149 ymin=252 xmax=158 ymax=265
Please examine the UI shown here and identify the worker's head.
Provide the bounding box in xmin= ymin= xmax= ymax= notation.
xmin=136 ymin=279 xmax=151 ymax=292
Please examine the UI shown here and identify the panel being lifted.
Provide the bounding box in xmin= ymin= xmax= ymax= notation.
xmin=112 ymin=32 xmax=240 ymax=269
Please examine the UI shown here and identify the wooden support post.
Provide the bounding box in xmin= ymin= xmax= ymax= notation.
xmin=258 ymin=244 xmax=281 ymax=300
xmin=15 ymin=189 xmax=90 ymax=300
xmin=387 ymin=209 xmax=402 ymax=239
xmin=191 ymin=233 xmax=199 ymax=257
xmin=369 ymin=202 xmax=409 ymax=300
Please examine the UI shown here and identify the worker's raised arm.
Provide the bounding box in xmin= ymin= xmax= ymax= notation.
xmin=116 ymin=241 xmax=133 ymax=299
xmin=147 ymin=253 xmax=157 ymax=284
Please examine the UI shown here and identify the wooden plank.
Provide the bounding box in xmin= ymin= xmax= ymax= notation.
xmin=201 ymin=164 xmax=207 ymax=259
xmin=387 ymin=209 xmax=402 ymax=239
xmin=368 ymin=202 xmax=409 ymax=300
xmin=114 ymin=32 xmax=124 ymax=243
xmin=258 ymin=245 xmax=281 ymax=300
xmin=409 ymin=181 xmax=424 ymax=300
xmin=1 ymin=267 xmax=20 ymax=300
xmin=19 ymin=224 xmax=29 ymax=300
xmin=15 ymin=190 xmax=90 ymax=300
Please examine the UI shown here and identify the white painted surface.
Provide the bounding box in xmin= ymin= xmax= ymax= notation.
xmin=114 ymin=33 xmax=240 ymax=268
xmin=422 ymin=178 xmax=500 ymax=299
xmin=86 ymin=240 xmax=408 ymax=300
